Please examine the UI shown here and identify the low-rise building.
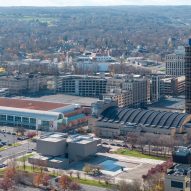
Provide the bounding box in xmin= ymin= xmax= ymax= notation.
xmin=29 ymin=133 xmax=99 ymax=169
xmin=160 ymin=76 xmax=185 ymax=96
xmin=0 ymin=98 xmax=88 ymax=131
xmin=103 ymin=91 xmax=133 ymax=107
xmin=93 ymin=104 xmax=191 ymax=138
xmin=150 ymin=75 xmax=185 ymax=103
xmin=0 ymin=73 xmax=40 ymax=95
xmin=165 ymin=146 xmax=191 ymax=191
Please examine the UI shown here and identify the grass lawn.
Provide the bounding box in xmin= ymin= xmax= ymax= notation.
xmin=0 ymin=168 xmax=5 ymax=177
xmin=18 ymin=165 xmax=41 ymax=173
xmin=113 ymin=148 xmax=165 ymax=160
xmin=11 ymin=143 xmax=22 ymax=147
xmin=0 ymin=147 xmax=6 ymax=151
xmin=17 ymin=165 xmax=112 ymax=189
xmin=17 ymin=154 xmax=34 ymax=162
xmin=75 ymin=178 xmax=112 ymax=188
xmin=0 ymin=143 xmax=22 ymax=152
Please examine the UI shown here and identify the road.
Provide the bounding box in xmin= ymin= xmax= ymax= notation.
xmin=16 ymin=184 xmax=108 ymax=191
xmin=0 ymin=141 xmax=36 ymax=163
xmin=81 ymin=184 xmax=108 ymax=191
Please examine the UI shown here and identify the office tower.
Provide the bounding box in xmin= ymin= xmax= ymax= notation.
xmin=185 ymin=39 xmax=191 ymax=113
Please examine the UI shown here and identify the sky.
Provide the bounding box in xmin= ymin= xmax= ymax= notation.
xmin=0 ymin=0 xmax=190 ymax=6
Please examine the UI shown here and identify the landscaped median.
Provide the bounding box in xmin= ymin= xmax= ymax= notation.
xmin=17 ymin=153 xmax=34 ymax=162
xmin=75 ymin=178 xmax=112 ymax=188
xmin=112 ymin=148 xmax=166 ymax=160
xmin=0 ymin=142 xmax=22 ymax=152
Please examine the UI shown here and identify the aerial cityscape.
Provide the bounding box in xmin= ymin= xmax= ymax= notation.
xmin=0 ymin=1 xmax=190 ymax=191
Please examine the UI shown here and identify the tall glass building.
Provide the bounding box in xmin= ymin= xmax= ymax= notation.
xmin=185 ymin=39 xmax=191 ymax=113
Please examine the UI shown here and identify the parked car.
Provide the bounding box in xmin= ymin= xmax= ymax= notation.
xmin=0 ymin=164 xmax=7 ymax=168
xmin=17 ymin=136 xmax=28 ymax=141
xmin=1 ymin=141 xmax=6 ymax=145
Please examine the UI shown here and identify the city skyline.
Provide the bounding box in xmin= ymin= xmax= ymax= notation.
xmin=0 ymin=0 xmax=190 ymax=6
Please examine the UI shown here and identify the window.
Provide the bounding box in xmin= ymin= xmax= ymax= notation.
xmin=0 ymin=115 xmax=6 ymax=121
xmin=41 ymin=121 xmax=49 ymax=127
xmin=22 ymin=117 xmax=29 ymax=123
xmin=30 ymin=118 xmax=36 ymax=124
xmin=7 ymin=115 xmax=14 ymax=121
xmin=171 ymin=181 xmax=183 ymax=189
xmin=15 ymin=116 xmax=21 ymax=122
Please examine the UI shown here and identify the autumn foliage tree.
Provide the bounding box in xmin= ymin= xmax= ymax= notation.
xmin=33 ymin=173 xmax=42 ymax=187
xmin=0 ymin=167 xmax=16 ymax=191
xmin=142 ymin=159 xmax=173 ymax=191
xmin=59 ymin=175 xmax=72 ymax=190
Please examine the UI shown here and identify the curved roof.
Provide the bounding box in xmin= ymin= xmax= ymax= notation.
xmin=100 ymin=107 xmax=191 ymax=129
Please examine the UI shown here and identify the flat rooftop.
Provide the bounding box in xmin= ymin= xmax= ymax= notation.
xmin=13 ymin=94 xmax=98 ymax=107
xmin=149 ymin=95 xmax=185 ymax=112
xmin=0 ymin=98 xmax=68 ymax=111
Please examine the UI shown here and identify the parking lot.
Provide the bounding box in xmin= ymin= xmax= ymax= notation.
xmin=0 ymin=133 xmax=17 ymax=145
xmin=14 ymin=94 xmax=98 ymax=106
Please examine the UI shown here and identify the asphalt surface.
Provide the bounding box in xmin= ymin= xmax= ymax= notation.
xmin=15 ymin=94 xmax=98 ymax=106
xmin=81 ymin=184 xmax=108 ymax=191
xmin=16 ymin=184 xmax=108 ymax=191
xmin=0 ymin=141 xmax=36 ymax=163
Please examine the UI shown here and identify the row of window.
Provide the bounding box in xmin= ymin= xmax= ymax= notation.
xmin=0 ymin=115 xmax=36 ymax=124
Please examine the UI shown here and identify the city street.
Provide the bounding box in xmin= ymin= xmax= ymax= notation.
xmin=0 ymin=141 xmax=36 ymax=163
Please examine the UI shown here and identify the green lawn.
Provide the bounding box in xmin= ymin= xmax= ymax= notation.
xmin=0 ymin=146 xmax=6 ymax=151
xmin=17 ymin=165 xmax=112 ymax=188
xmin=17 ymin=154 xmax=34 ymax=162
xmin=11 ymin=143 xmax=21 ymax=147
xmin=76 ymin=178 xmax=112 ymax=188
xmin=113 ymin=148 xmax=165 ymax=160
xmin=18 ymin=165 xmax=41 ymax=173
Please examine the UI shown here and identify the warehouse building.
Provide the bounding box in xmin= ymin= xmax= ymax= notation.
xmin=0 ymin=98 xmax=88 ymax=131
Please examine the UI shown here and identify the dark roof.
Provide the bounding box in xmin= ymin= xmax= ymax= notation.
xmin=99 ymin=107 xmax=190 ymax=129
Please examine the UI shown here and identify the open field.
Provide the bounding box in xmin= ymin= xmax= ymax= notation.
xmin=113 ymin=148 xmax=166 ymax=160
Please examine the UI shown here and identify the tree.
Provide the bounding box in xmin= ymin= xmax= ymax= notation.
xmin=0 ymin=177 xmax=13 ymax=191
xmin=0 ymin=167 xmax=17 ymax=191
xmin=4 ymin=167 xmax=16 ymax=180
xmin=76 ymin=171 xmax=80 ymax=179
xmin=69 ymin=171 xmax=73 ymax=177
xmin=59 ymin=175 xmax=71 ymax=190
xmin=33 ymin=173 xmax=42 ymax=187
xmin=83 ymin=164 xmax=92 ymax=179
xmin=42 ymin=173 xmax=50 ymax=187
xmin=27 ymin=131 xmax=37 ymax=139
xmin=126 ymin=132 xmax=138 ymax=150
xmin=16 ymin=127 xmax=25 ymax=136
xmin=118 ymin=180 xmax=142 ymax=191
xmin=69 ymin=182 xmax=81 ymax=191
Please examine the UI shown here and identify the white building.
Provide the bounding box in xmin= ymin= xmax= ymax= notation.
xmin=165 ymin=46 xmax=185 ymax=76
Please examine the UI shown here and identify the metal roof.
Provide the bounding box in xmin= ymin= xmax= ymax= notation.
xmin=0 ymin=106 xmax=63 ymax=121
xmin=100 ymin=107 xmax=190 ymax=129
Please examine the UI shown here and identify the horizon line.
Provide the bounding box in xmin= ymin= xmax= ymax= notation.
xmin=0 ymin=5 xmax=190 ymax=7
